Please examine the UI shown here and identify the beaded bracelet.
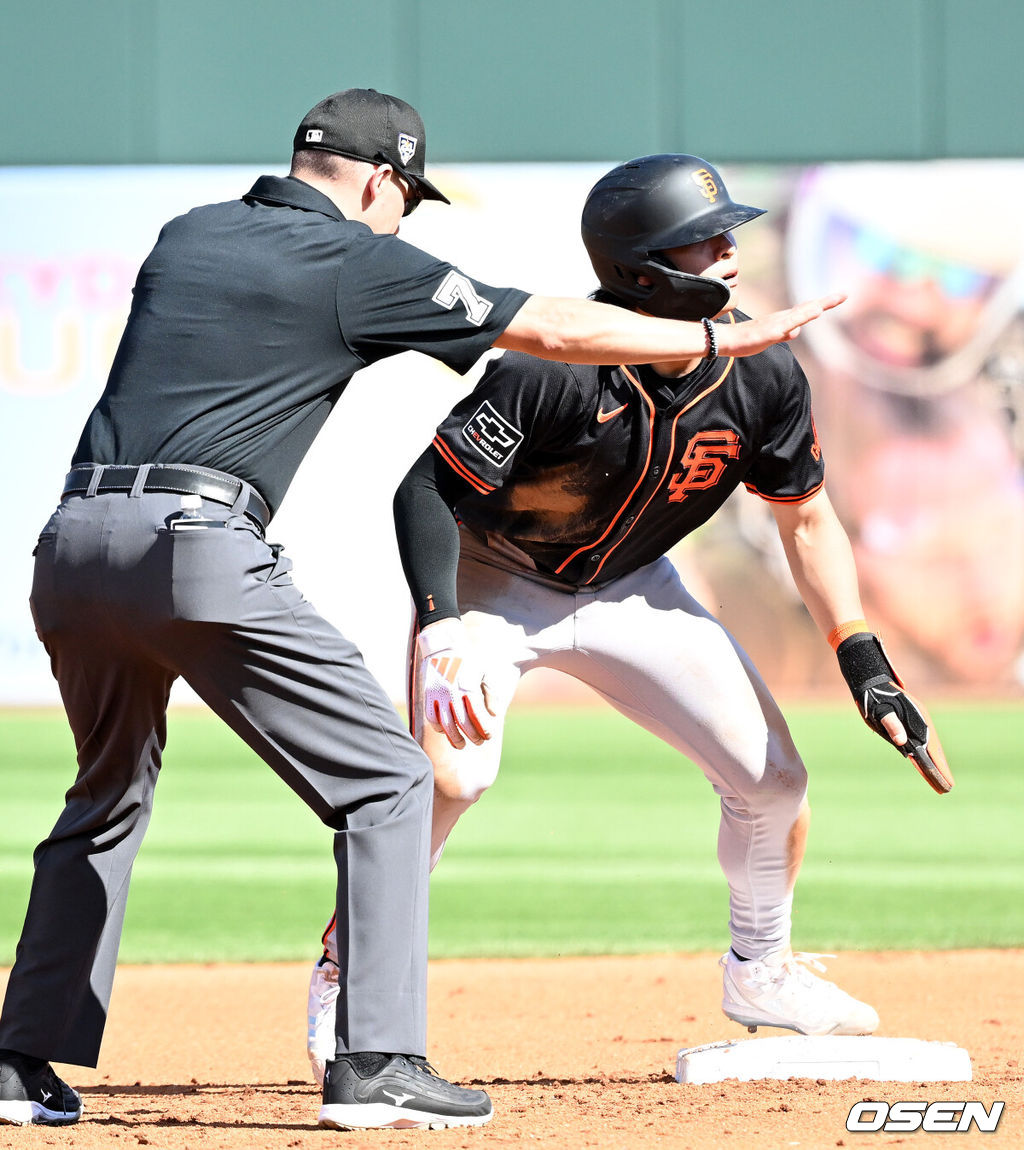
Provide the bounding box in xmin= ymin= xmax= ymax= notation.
xmin=701 ymin=316 xmax=718 ymax=359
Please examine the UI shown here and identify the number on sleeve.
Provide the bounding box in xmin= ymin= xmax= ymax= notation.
xmin=432 ymin=270 xmax=494 ymax=326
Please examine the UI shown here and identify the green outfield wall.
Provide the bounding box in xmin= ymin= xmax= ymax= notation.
xmin=3 ymin=0 xmax=1022 ymax=166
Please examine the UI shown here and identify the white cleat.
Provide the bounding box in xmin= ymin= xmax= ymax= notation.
xmin=720 ymin=950 xmax=879 ymax=1037
xmin=307 ymin=955 xmax=340 ymax=1086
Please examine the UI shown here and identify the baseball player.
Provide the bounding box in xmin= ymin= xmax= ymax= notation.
xmin=306 ymin=154 xmax=952 ymax=1083
xmin=0 ymin=93 xmax=841 ymax=1132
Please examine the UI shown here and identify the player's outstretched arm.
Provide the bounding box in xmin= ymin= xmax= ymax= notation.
xmin=493 ymin=292 xmax=845 ymax=365
xmin=772 ymin=491 xmax=953 ymax=794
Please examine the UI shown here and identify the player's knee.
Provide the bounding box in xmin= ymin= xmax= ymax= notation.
xmin=433 ymin=758 xmax=497 ymax=803
xmin=433 ymin=771 xmax=492 ymax=804
xmin=731 ymin=750 xmax=807 ymax=809
xmin=759 ymin=755 xmax=808 ymax=805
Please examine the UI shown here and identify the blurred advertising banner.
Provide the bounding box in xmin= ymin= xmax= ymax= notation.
xmin=2 ymin=160 xmax=1023 ymax=704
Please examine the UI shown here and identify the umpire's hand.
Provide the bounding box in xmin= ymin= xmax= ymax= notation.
xmin=418 ymin=618 xmax=496 ymax=748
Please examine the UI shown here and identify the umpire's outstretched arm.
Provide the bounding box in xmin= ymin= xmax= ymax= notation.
xmin=494 ymin=292 xmax=845 ymax=365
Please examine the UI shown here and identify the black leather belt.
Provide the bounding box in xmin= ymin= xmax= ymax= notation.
xmin=62 ymin=464 xmax=271 ymax=530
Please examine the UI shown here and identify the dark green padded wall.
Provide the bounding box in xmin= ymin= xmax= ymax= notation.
xmin=2 ymin=0 xmax=1020 ymax=164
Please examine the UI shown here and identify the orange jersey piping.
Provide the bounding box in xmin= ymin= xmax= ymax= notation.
xmin=320 ymin=913 xmax=337 ymax=949
xmin=554 ymin=367 xmax=656 ymax=575
xmin=432 ymin=435 xmax=495 ymax=495
xmin=585 ymin=354 xmax=736 ymax=583
xmin=745 ymin=477 xmax=825 ymax=504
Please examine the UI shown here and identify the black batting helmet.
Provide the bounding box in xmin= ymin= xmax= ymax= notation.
xmin=581 ymin=154 xmax=765 ymax=321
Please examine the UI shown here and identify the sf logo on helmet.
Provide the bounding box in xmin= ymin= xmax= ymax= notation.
xmin=691 ymin=169 xmax=719 ymax=203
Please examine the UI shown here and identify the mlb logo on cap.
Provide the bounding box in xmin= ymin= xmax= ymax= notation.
xmin=305 ymin=129 xmax=324 ymax=143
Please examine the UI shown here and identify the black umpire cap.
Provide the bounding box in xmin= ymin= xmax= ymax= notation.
xmin=293 ymin=88 xmax=450 ymax=205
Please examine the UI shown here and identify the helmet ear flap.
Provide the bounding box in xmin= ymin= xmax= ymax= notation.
xmin=602 ymin=258 xmax=731 ymax=321
xmin=665 ymin=272 xmax=731 ymax=321
xmin=640 ymin=264 xmax=732 ymax=321
xmin=607 ymin=260 xmax=640 ymax=291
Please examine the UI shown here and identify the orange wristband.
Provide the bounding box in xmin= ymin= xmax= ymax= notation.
xmin=827 ymin=618 xmax=870 ymax=651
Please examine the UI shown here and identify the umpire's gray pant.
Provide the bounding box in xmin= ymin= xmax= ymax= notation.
xmin=0 ymin=484 xmax=431 ymax=1068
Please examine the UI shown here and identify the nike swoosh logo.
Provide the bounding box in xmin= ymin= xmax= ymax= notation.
xmin=381 ymin=1089 xmax=415 ymax=1107
xmin=596 ymin=404 xmax=627 ymax=423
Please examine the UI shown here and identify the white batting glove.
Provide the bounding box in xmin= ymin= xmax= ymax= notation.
xmin=418 ymin=618 xmax=494 ymax=749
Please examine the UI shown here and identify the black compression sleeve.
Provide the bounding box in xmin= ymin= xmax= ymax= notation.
xmin=393 ymin=447 xmax=476 ymax=626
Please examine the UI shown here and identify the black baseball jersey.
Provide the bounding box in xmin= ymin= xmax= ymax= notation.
xmin=73 ymin=175 xmax=528 ymax=515
xmin=432 ymin=311 xmax=824 ymax=588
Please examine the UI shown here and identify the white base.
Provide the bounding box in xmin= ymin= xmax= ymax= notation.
xmin=675 ymin=1035 xmax=972 ymax=1084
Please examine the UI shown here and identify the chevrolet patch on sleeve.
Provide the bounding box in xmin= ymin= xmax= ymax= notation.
xmin=462 ymin=401 xmax=524 ymax=467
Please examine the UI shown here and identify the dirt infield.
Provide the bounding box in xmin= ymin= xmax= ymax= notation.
xmin=1 ymin=951 xmax=1021 ymax=1148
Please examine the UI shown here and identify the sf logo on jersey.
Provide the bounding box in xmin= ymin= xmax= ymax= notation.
xmin=667 ymin=430 xmax=741 ymax=503
xmin=462 ymin=401 xmax=524 ymax=467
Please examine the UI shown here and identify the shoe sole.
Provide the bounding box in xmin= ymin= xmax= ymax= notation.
xmin=318 ymin=1102 xmax=493 ymax=1130
xmin=723 ymin=1002 xmax=875 ymax=1036
xmin=0 ymin=1100 xmax=82 ymax=1126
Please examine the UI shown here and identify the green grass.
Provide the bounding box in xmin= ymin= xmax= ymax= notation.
xmin=1 ymin=702 xmax=1022 ymax=963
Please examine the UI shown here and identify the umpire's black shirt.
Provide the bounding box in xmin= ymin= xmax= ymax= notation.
xmin=73 ymin=175 xmax=528 ymax=516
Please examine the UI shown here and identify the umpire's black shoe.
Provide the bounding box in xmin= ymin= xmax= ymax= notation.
xmin=0 ymin=1053 xmax=82 ymax=1126
xmin=318 ymin=1052 xmax=493 ymax=1130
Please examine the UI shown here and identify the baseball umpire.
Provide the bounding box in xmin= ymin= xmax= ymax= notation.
xmin=0 ymin=96 xmax=842 ymax=1131
xmin=306 ymin=153 xmax=953 ymax=1082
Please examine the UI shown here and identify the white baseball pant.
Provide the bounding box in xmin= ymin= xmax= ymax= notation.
xmin=323 ymin=529 xmax=810 ymax=964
